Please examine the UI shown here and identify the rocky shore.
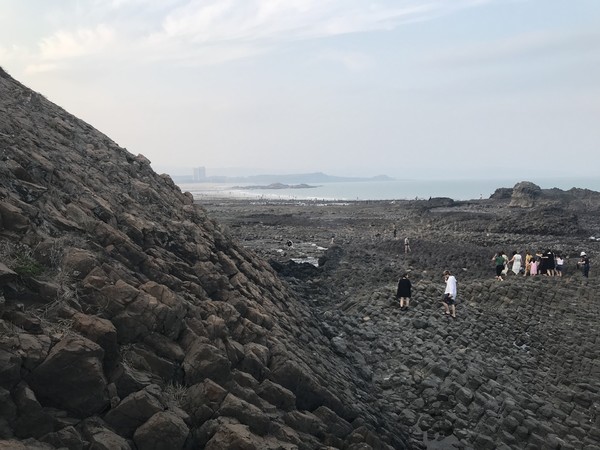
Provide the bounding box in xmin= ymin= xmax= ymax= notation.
xmin=202 ymin=193 xmax=600 ymax=449
xmin=1 ymin=64 xmax=599 ymax=450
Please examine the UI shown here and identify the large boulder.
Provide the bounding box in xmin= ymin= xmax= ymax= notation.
xmin=183 ymin=342 xmax=231 ymax=385
xmin=216 ymin=393 xmax=272 ymax=436
xmin=509 ymin=181 xmax=542 ymax=208
xmin=256 ymin=379 xmax=296 ymax=411
xmin=79 ymin=417 xmax=131 ymax=450
xmin=0 ymin=201 xmax=30 ymax=232
xmin=104 ymin=385 xmax=164 ymax=437
xmin=133 ymin=411 xmax=189 ymax=450
xmin=12 ymin=382 xmax=53 ymax=439
xmin=72 ymin=313 xmax=119 ymax=370
xmin=39 ymin=425 xmax=85 ymax=450
xmin=27 ymin=336 xmax=109 ymax=416
xmin=181 ymin=379 xmax=228 ymax=426
xmin=0 ymin=348 xmax=22 ymax=389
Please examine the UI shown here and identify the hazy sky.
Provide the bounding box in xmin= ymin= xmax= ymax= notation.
xmin=1 ymin=0 xmax=599 ymax=179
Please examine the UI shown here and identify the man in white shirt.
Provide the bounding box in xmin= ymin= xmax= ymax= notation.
xmin=442 ymin=270 xmax=457 ymax=318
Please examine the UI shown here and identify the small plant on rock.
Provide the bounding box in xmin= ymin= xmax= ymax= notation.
xmin=164 ymin=382 xmax=188 ymax=405
xmin=0 ymin=241 xmax=44 ymax=277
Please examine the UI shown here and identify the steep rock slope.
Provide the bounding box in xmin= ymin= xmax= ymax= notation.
xmin=0 ymin=67 xmax=409 ymax=449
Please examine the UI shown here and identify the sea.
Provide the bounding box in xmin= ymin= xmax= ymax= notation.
xmin=179 ymin=177 xmax=600 ymax=202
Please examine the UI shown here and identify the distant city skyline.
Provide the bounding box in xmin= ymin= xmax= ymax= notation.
xmin=2 ymin=1 xmax=600 ymax=179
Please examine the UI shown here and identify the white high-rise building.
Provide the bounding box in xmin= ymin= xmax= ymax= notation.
xmin=193 ymin=167 xmax=206 ymax=181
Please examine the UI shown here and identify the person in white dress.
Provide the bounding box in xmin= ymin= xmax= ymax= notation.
xmin=508 ymin=251 xmax=522 ymax=275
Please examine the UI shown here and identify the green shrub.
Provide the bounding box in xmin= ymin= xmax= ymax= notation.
xmin=13 ymin=254 xmax=44 ymax=277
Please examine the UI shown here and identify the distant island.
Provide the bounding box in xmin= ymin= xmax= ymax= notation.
xmin=231 ymin=183 xmax=318 ymax=190
xmin=171 ymin=171 xmax=395 ymax=184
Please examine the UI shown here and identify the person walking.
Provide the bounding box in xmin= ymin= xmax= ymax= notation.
xmin=396 ymin=273 xmax=412 ymax=310
xmin=508 ymin=251 xmax=522 ymax=275
xmin=404 ymin=237 xmax=411 ymax=253
xmin=492 ymin=251 xmax=505 ymax=281
xmin=442 ymin=270 xmax=457 ymax=318
xmin=578 ymin=251 xmax=590 ymax=278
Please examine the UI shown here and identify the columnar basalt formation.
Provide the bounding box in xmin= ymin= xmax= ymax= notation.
xmin=0 ymin=67 xmax=409 ymax=449
xmin=204 ymin=195 xmax=600 ymax=449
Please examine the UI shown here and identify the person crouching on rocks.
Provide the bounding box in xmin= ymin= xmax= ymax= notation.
xmin=442 ymin=270 xmax=457 ymax=318
xmin=396 ymin=272 xmax=412 ymax=310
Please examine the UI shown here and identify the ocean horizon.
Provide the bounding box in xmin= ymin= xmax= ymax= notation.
xmin=179 ymin=177 xmax=600 ymax=202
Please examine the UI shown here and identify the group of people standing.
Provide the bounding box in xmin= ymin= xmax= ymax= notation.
xmin=492 ymin=250 xmax=590 ymax=280
xmin=394 ymin=249 xmax=591 ymax=320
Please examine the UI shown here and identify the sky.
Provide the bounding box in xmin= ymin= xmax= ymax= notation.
xmin=1 ymin=0 xmax=600 ymax=180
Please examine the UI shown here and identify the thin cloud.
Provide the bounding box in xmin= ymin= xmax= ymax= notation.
xmin=38 ymin=24 xmax=117 ymax=61
xmin=21 ymin=0 xmax=503 ymax=70
xmin=157 ymin=1 xmax=438 ymax=43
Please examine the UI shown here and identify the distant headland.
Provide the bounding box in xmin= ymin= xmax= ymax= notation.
xmin=231 ymin=182 xmax=318 ymax=190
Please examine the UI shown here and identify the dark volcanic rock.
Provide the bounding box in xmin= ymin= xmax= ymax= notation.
xmin=0 ymin=67 xmax=406 ymax=449
xmin=201 ymin=190 xmax=600 ymax=450
xmin=509 ymin=181 xmax=542 ymax=207
xmin=133 ymin=411 xmax=189 ymax=450
xmin=27 ymin=336 xmax=109 ymax=417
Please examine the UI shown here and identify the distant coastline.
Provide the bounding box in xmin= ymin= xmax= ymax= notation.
xmin=170 ymin=171 xmax=394 ymax=184
xmin=178 ymin=177 xmax=600 ymax=202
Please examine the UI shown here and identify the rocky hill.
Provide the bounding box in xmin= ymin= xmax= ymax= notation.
xmin=0 ymin=67 xmax=410 ymax=449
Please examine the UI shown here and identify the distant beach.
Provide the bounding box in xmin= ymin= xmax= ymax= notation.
xmin=179 ymin=177 xmax=600 ymax=202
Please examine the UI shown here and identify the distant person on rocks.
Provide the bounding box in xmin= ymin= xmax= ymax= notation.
xmin=577 ymin=251 xmax=590 ymax=278
xmin=530 ymin=256 xmax=539 ymax=276
xmin=544 ymin=250 xmax=556 ymax=276
xmin=393 ymin=224 xmax=397 ymax=240
xmin=524 ymin=250 xmax=533 ymax=276
xmin=501 ymin=250 xmax=509 ymax=276
xmin=404 ymin=237 xmax=411 ymax=253
xmin=492 ymin=251 xmax=505 ymax=281
xmin=555 ymin=254 xmax=564 ymax=277
xmin=396 ymin=273 xmax=412 ymax=310
xmin=508 ymin=251 xmax=522 ymax=275
xmin=535 ymin=251 xmax=545 ymax=275
xmin=442 ymin=270 xmax=457 ymax=318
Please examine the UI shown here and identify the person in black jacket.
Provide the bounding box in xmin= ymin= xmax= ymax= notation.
xmin=396 ymin=273 xmax=412 ymax=310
